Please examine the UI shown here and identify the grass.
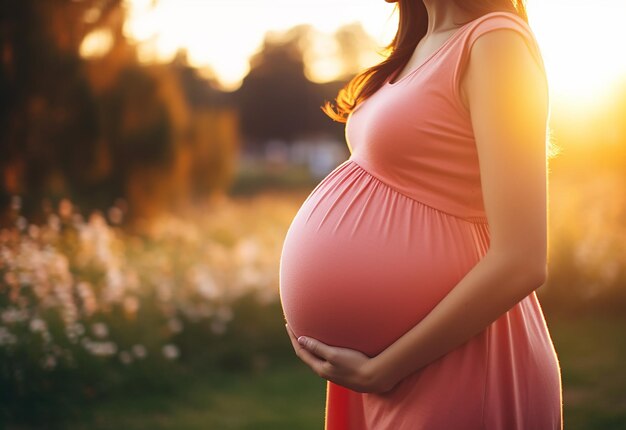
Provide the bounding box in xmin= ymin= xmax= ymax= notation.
xmin=12 ymin=313 xmax=625 ymax=430
xmin=547 ymin=314 xmax=626 ymax=430
xmin=61 ymin=360 xmax=326 ymax=430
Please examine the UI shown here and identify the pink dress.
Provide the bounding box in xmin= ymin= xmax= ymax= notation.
xmin=279 ymin=11 xmax=563 ymax=430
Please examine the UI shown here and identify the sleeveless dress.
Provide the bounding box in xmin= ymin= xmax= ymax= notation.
xmin=279 ymin=11 xmax=563 ymax=430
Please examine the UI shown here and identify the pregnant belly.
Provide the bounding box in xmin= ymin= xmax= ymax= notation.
xmin=279 ymin=159 xmax=490 ymax=357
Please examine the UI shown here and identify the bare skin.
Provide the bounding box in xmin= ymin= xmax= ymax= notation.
xmin=287 ymin=4 xmax=549 ymax=394
xmin=389 ymin=0 xmax=477 ymax=83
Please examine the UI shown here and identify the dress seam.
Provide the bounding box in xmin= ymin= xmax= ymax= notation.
xmin=481 ymin=327 xmax=491 ymax=430
xmin=348 ymin=158 xmax=489 ymax=225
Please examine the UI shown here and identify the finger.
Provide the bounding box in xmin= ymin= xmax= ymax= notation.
xmin=297 ymin=336 xmax=338 ymax=363
xmin=285 ymin=325 xmax=330 ymax=377
xmin=297 ymin=343 xmax=329 ymax=375
xmin=285 ymin=324 xmax=316 ymax=361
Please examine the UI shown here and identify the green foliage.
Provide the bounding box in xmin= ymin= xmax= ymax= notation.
xmin=0 ymin=195 xmax=294 ymax=426
xmin=547 ymin=315 xmax=626 ymax=430
xmin=2 ymin=181 xmax=626 ymax=427
xmin=64 ymin=364 xmax=326 ymax=430
xmin=23 ymin=315 xmax=626 ymax=430
xmin=229 ymin=162 xmax=319 ymax=195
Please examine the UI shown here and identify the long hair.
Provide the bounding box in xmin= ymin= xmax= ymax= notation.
xmin=322 ymin=0 xmax=527 ymax=122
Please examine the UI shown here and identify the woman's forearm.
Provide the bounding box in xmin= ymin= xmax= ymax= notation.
xmin=369 ymin=248 xmax=546 ymax=392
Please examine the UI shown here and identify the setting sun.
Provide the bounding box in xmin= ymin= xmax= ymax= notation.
xmin=527 ymin=0 xmax=626 ymax=104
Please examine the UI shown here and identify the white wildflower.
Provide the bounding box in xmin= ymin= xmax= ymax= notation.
xmin=48 ymin=214 xmax=61 ymax=232
xmin=2 ymin=308 xmax=28 ymax=324
xmin=73 ymin=323 xmax=85 ymax=336
xmin=162 ymin=344 xmax=180 ymax=360
xmin=131 ymin=344 xmax=147 ymax=359
xmin=28 ymin=224 xmax=40 ymax=239
xmin=29 ymin=318 xmax=47 ymax=333
xmin=86 ymin=341 xmax=117 ymax=357
xmin=77 ymin=282 xmax=97 ymax=315
xmin=65 ymin=326 xmax=80 ymax=343
xmin=16 ymin=216 xmax=27 ymax=231
xmin=91 ymin=322 xmax=108 ymax=338
xmin=189 ymin=265 xmax=221 ymax=300
xmin=104 ymin=268 xmax=125 ymax=303
xmin=235 ymin=238 xmax=259 ymax=265
xmin=0 ymin=327 xmax=17 ymax=346
xmin=52 ymin=254 xmax=70 ymax=276
xmin=236 ymin=265 xmax=264 ymax=289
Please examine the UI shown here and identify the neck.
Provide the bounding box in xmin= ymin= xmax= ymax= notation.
xmin=421 ymin=0 xmax=475 ymax=34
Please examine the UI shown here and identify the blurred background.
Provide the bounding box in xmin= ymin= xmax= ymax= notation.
xmin=1 ymin=0 xmax=625 ymax=429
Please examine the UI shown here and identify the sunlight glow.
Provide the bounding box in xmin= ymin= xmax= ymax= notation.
xmin=527 ymin=1 xmax=626 ymax=104
xmin=80 ymin=29 xmax=114 ymax=59
xmin=123 ymin=0 xmax=626 ymax=99
xmin=123 ymin=0 xmax=396 ymax=90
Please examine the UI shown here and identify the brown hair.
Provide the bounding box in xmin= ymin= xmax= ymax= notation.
xmin=322 ymin=0 xmax=528 ymax=122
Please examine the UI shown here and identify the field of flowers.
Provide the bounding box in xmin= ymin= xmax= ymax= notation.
xmin=0 ymin=191 xmax=307 ymax=424
xmin=1 ymin=169 xmax=625 ymax=426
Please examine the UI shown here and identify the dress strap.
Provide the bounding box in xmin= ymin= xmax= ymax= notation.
xmin=451 ymin=11 xmax=547 ymax=112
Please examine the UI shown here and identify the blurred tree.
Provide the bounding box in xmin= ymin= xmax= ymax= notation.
xmin=236 ymin=26 xmax=318 ymax=145
xmin=0 ymin=0 xmax=122 ymax=219
xmin=99 ymin=66 xmax=172 ymax=206
xmin=334 ymin=23 xmax=380 ymax=80
xmin=175 ymin=54 xmax=239 ymax=199
xmin=236 ymin=24 xmax=378 ymax=151
xmin=0 ymin=0 xmax=239 ymax=224
xmin=0 ymin=3 xmax=382 ymax=223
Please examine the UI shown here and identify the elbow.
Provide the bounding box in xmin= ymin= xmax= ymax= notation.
xmin=489 ymin=247 xmax=547 ymax=295
xmin=527 ymin=262 xmax=547 ymax=291
xmin=515 ymin=257 xmax=547 ymax=295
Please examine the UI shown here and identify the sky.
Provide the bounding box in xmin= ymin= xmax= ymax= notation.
xmin=115 ymin=0 xmax=626 ymax=102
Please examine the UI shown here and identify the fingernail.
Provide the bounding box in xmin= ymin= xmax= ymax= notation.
xmin=297 ymin=336 xmax=307 ymax=346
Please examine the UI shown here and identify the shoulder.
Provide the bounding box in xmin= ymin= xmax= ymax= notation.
xmin=465 ymin=12 xmax=545 ymax=71
xmin=459 ymin=14 xmax=547 ymax=111
xmin=466 ymin=11 xmax=537 ymax=43
xmin=470 ymin=27 xmax=540 ymax=72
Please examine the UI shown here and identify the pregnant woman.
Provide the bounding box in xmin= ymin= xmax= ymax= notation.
xmin=279 ymin=0 xmax=563 ymax=428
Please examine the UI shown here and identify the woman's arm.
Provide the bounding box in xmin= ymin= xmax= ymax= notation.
xmin=289 ymin=28 xmax=550 ymax=393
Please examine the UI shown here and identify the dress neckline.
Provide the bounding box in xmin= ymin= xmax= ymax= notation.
xmin=386 ymin=10 xmax=522 ymax=86
xmin=387 ymin=24 xmax=471 ymax=86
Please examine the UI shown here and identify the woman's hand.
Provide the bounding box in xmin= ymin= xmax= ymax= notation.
xmin=285 ymin=324 xmax=396 ymax=394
